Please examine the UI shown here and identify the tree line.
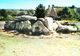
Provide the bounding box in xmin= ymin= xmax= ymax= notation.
xmin=35 ymin=4 xmax=80 ymax=21
xmin=0 ymin=9 xmax=35 ymax=21
xmin=0 ymin=4 xmax=80 ymax=21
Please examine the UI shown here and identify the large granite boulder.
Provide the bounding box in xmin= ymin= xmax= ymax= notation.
xmin=44 ymin=17 xmax=54 ymax=32
xmin=52 ymin=21 xmax=61 ymax=30
xmin=32 ymin=21 xmax=50 ymax=35
xmin=22 ymin=21 xmax=31 ymax=31
xmin=9 ymin=22 xmax=16 ymax=30
xmin=15 ymin=21 xmax=31 ymax=32
xmin=15 ymin=15 xmax=37 ymax=21
xmin=0 ymin=21 xmax=5 ymax=29
xmin=4 ymin=20 xmax=31 ymax=33
xmin=77 ymin=26 xmax=80 ymax=31
xmin=4 ymin=21 xmax=13 ymax=30
xmin=57 ymin=25 xmax=78 ymax=33
xmin=44 ymin=17 xmax=62 ymax=31
xmin=74 ymin=22 xmax=80 ymax=31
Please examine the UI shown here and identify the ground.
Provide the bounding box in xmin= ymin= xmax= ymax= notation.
xmin=0 ymin=30 xmax=80 ymax=56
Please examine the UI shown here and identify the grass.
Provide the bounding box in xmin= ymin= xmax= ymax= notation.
xmin=0 ymin=34 xmax=80 ymax=56
xmin=58 ymin=19 xmax=78 ymax=23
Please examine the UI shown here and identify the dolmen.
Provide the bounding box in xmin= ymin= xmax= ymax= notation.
xmin=4 ymin=15 xmax=58 ymax=35
xmin=4 ymin=15 xmax=79 ymax=35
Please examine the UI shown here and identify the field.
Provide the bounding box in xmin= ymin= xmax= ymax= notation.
xmin=0 ymin=30 xmax=80 ymax=56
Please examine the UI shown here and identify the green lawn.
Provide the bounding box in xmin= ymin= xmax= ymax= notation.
xmin=0 ymin=34 xmax=80 ymax=56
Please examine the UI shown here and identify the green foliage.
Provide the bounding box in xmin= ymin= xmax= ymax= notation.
xmin=57 ymin=6 xmax=80 ymax=21
xmin=0 ymin=16 xmax=4 ymax=21
xmin=0 ymin=9 xmax=8 ymax=17
xmin=35 ymin=4 xmax=46 ymax=18
xmin=70 ymin=5 xmax=76 ymax=9
xmin=27 ymin=10 xmax=35 ymax=16
xmin=58 ymin=7 xmax=71 ymax=19
xmin=7 ymin=15 xmax=15 ymax=20
xmin=0 ymin=9 xmax=17 ymax=21
xmin=18 ymin=12 xmax=25 ymax=16
xmin=0 ymin=9 xmax=35 ymax=21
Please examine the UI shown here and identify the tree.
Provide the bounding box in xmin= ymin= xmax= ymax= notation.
xmin=70 ymin=5 xmax=76 ymax=9
xmin=59 ymin=7 xmax=71 ymax=18
xmin=0 ymin=9 xmax=16 ymax=21
xmin=62 ymin=7 xmax=69 ymax=17
xmin=52 ymin=5 xmax=54 ymax=9
xmin=18 ymin=12 xmax=25 ymax=16
xmin=0 ymin=9 xmax=8 ymax=17
xmin=27 ymin=10 xmax=35 ymax=16
xmin=35 ymin=4 xmax=46 ymax=18
xmin=0 ymin=9 xmax=8 ymax=20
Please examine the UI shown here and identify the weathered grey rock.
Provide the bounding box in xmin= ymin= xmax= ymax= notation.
xmin=37 ymin=18 xmax=45 ymax=22
xmin=44 ymin=17 xmax=54 ymax=32
xmin=15 ymin=15 xmax=37 ymax=21
xmin=37 ymin=18 xmax=48 ymax=27
xmin=4 ymin=20 xmax=31 ymax=33
xmin=77 ymin=26 xmax=80 ymax=31
xmin=9 ymin=22 xmax=16 ymax=30
xmin=15 ymin=21 xmax=31 ymax=31
xmin=52 ymin=21 xmax=60 ymax=30
xmin=4 ymin=21 xmax=12 ymax=30
xmin=67 ymin=26 xmax=77 ymax=31
xmin=0 ymin=21 xmax=5 ymax=29
xmin=21 ymin=15 xmax=37 ymax=20
xmin=8 ymin=30 xmax=18 ymax=33
xmin=74 ymin=22 xmax=80 ymax=31
xmin=32 ymin=21 xmax=50 ymax=35
xmin=57 ymin=25 xmax=78 ymax=33
xmin=44 ymin=17 xmax=61 ymax=31
xmin=15 ymin=22 xmax=20 ymax=30
xmin=22 ymin=21 xmax=31 ymax=30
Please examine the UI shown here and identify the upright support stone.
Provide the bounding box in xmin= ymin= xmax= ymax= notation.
xmin=32 ymin=21 xmax=50 ymax=35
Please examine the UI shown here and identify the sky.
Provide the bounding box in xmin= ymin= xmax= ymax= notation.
xmin=0 ymin=0 xmax=80 ymax=9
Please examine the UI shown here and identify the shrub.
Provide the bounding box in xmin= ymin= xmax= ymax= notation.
xmin=35 ymin=4 xmax=46 ymax=18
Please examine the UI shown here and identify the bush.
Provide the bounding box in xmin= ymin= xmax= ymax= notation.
xmin=35 ymin=4 xmax=46 ymax=18
xmin=0 ymin=9 xmax=16 ymax=21
xmin=0 ymin=16 xmax=4 ymax=21
xmin=6 ymin=15 xmax=15 ymax=21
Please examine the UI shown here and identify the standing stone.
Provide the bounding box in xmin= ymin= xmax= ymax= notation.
xmin=49 ymin=5 xmax=57 ymax=17
xmin=44 ymin=17 xmax=54 ymax=32
xmin=15 ymin=22 xmax=21 ymax=30
xmin=52 ymin=21 xmax=59 ymax=30
xmin=4 ymin=21 xmax=12 ymax=30
xmin=32 ymin=21 xmax=49 ymax=35
xmin=46 ymin=5 xmax=57 ymax=18
xmin=9 ymin=22 xmax=16 ymax=30
xmin=22 ymin=21 xmax=31 ymax=31
xmin=15 ymin=21 xmax=31 ymax=32
xmin=46 ymin=5 xmax=51 ymax=16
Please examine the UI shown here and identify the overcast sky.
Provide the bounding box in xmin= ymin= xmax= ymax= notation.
xmin=0 ymin=0 xmax=80 ymax=9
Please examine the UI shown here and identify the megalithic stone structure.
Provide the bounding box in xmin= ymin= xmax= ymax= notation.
xmin=46 ymin=5 xmax=51 ymax=16
xmin=46 ymin=5 xmax=57 ymax=18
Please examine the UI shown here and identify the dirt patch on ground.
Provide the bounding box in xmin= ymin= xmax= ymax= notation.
xmin=0 ymin=33 xmax=80 ymax=56
xmin=0 ymin=29 xmax=80 ymax=40
xmin=0 ymin=29 xmax=80 ymax=56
